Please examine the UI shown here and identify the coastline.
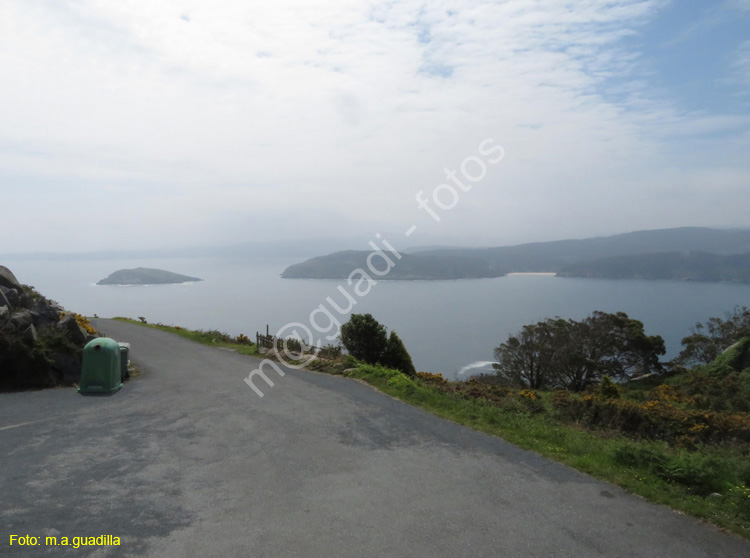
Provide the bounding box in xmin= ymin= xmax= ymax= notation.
xmin=505 ymin=272 xmax=557 ymax=276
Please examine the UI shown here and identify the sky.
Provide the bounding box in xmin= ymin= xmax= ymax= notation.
xmin=1 ymin=0 xmax=749 ymax=255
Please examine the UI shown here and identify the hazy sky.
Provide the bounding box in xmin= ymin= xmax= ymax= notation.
xmin=2 ymin=0 xmax=749 ymax=254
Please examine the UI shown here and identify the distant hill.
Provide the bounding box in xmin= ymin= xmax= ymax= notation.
xmin=558 ymin=251 xmax=750 ymax=282
xmin=97 ymin=268 xmax=202 ymax=285
xmin=281 ymin=250 xmax=506 ymax=280
xmin=281 ymin=227 xmax=750 ymax=281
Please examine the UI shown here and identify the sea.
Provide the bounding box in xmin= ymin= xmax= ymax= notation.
xmin=5 ymin=255 xmax=750 ymax=380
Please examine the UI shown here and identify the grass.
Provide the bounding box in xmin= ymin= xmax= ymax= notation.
xmin=345 ymin=365 xmax=750 ymax=538
xmin=112 ymin=317 xmax=260 ymax=357
xmin=114 ymin=318 xmax=750 ymax=539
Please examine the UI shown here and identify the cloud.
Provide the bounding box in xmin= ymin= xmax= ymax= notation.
xmin=0 ymin=0 xmax=748 ymax=252
xmin=730 ymin=0 xmax=750 ymax=11
xmin=734 ymin=40 xmax=750 ymax=86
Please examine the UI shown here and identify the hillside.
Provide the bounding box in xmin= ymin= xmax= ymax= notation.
xmin=97 ymin=267 xmax=202 ymax=285
xmin=281 ymin=250 xmax=506 ymax=280
xmin=558 ymin=251 xmax=750 ymax=282
xmin=282 ymin=227 xmax=750 ymax=281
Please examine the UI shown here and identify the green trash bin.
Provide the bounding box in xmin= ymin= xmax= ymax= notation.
xmin=78 ymin=337 xmax=123 ymax=395
xmin=118 ymin=342 xmax=130 ymax=381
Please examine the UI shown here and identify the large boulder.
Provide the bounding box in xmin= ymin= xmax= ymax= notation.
xmin=22 ymin=324 xmax=38 ymax=344
xmin=10 ymin=309 xmax=34 ymax=331
xmin=0 ymin=266 xmax=22 ymax=291
xmin=0 ymin=288 xmax=9 ymax=309
xmin=31 ymin=298 xmax=60 ymax=328
xmin=0 ymin=305 xmax=9 ymax=327
xmin=50 ymin=352 xmax=81 ymax=383
xmin=1 ymin=286 xmax=20 ymax=308
xmin=19 ymin=292 xmax=34 ymax=309
xmin=56 ymin=313 xmax=87 ymax=346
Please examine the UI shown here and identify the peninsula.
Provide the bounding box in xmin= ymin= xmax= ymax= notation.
xmin=282 ymin=227 xmax=750 ymax=282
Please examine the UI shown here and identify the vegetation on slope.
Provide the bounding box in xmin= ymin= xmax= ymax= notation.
xmin=281 ymin=250 xmax=505 ymax=280
xmin=112 ymin=317 xmax=259 ymax=356
xmin=558 ymin=251 xmax=750 ymax=282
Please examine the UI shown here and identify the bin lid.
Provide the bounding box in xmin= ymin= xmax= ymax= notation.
xmin=84 ymin=337 xmax=119 ymax=352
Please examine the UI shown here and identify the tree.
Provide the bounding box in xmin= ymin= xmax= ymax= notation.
xmin=492 ymin=320 xmax=558 ymax=388
xmin=383 ymin=331 xmax=416 ymax=377
xmin=493 ymin=311 xmax=665 ymax=391
xmin=339 ymin=313 xmax=388 ymax=364
xmin=676 ymin=306 xmax=750 ymax=366
xmin=553 ymin=312 xmax=665 ymax=391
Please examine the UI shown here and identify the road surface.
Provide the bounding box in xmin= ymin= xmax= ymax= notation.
xmin=1 ymin=318 xmax=749 ymax=557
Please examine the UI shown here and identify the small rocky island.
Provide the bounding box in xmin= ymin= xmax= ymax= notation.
xmin=97 ymin=267 xmax=202 ymax=286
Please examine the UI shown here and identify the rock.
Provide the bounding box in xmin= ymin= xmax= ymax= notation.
xmin=0 ymin=265 xmax=22 ymax=291
xmin=50 ymin=352 xmax=81 ymax=383
xmin=19 ymin=292 xmax=34 ymax=309
xmin=31 ymin=298 xmax=60 ymax=328
xmin=22 ymin=324 xmax=38 ymax=344
xmin=1 ymin=286 xmax=20 ymax=307
xmin=0 ymin=304 xmax=9 ymax=324
xmin=56 ymin=313 xmax=87 ymax=346
xmin=0 ymin=288 xmax=9 ymax=309
xmin=10 ymin=309 xmax=34 ymax=331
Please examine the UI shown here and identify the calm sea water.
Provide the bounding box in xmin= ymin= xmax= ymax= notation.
xmin=5 ymin=256 xmax=750 ymax=380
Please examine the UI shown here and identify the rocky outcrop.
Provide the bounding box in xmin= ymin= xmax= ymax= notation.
xmin=56 ymin=313 xmax=88 ymax=346
xmin=31 ymin=298 xmax=60 ymax=328
xmin=0 ymin=265 xmax=22 ymax=290
xmin=10 ymin=309 xmax=33 ymax=331
xmin=50 ymin=352 xmax=82 ymax=384
xmin=0 ymin=266 xmax=97 ymax=390
xmin=1 ymin=285 xmax=20 ymax=307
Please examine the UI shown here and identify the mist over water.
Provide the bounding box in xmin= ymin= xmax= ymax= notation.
xmin=6 ymin=256 xmax=750 ymax=381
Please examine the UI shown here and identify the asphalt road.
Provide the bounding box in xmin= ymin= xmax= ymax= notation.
xmin=2 ymin=319 xmax=749 ymax=557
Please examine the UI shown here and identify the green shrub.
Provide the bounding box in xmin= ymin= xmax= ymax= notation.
xmin=382 ymin=331 xmax=416 ymax=377
xmin=613 ymin=444 xmax=667 ymax=470
xmin=343 ymin=354 xmax=360 ymax=368
xmin=37 ymin=324 xmax=80 ymax=355
xmin=340 ymin=313 xmax=388 ymax=364
xmin=599 ymin=376 xmax=620 ymax=399
xmin=0 ymin=330 xmax=53 ymax=390
xmin=386 ymin=373 xmax=418 ymax=392
xmin=726 ymin=484 xmax=750 ymax=520
xmin=613 ymin=444 xmax=745 ymax=495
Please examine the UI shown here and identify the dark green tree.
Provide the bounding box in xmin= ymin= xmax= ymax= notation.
xmin=383 ymin=331 xmax=416 ymax=377
xmin=493 ymin=311 xmax=665 ymax=391
xmin=339 ymin=313 xmax=388 ymax=364
xmin=554 ymin=311 xmax=665 ymax=391
xmin=492 ymin=319 xmax=559 ymax=389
